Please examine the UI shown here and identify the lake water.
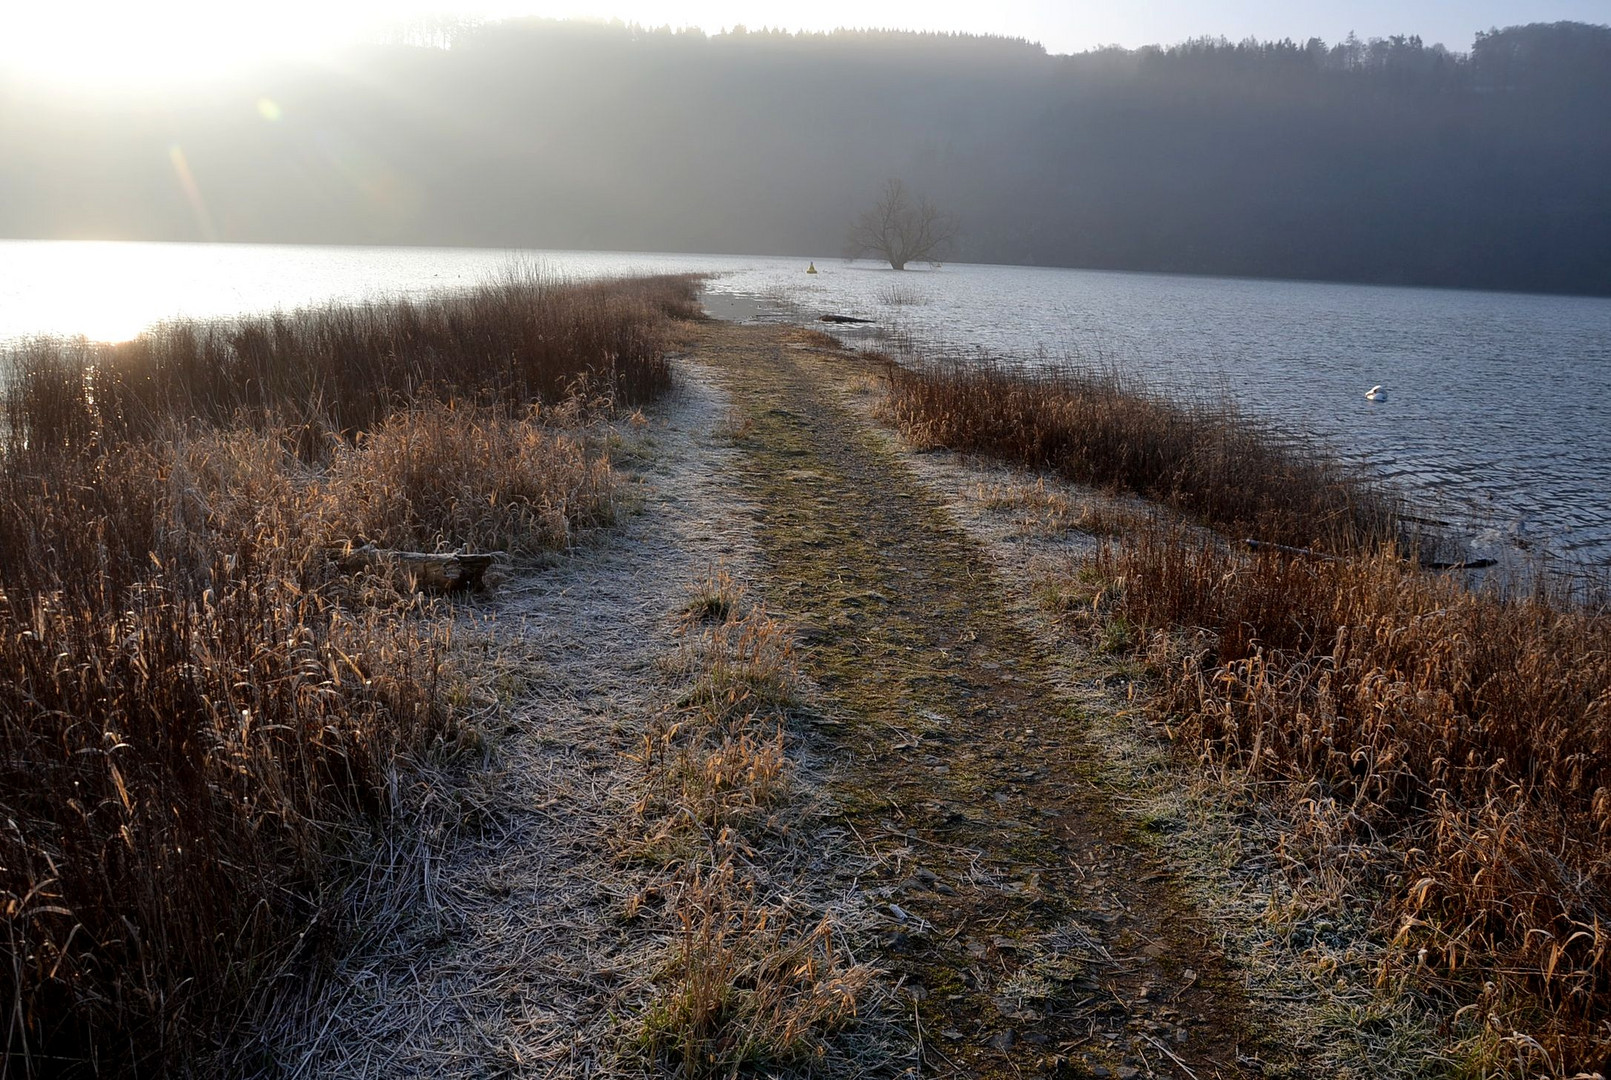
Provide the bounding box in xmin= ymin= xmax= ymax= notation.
xmin=3 ymin=240 xmax=1609 ymax=567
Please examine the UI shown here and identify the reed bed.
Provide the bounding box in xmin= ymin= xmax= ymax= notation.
xmin=4 ymin=271 xmax=696 ymax=454
xmin=1092 ymin=532 xmax=1611 ymax=1072
xmin=0 ymin=274 xmax=695 ymax=1075
xmin=883 ymin=358 xmax=1610 ymax=1069
xmin=882 ymin=359 xmax=1402 ymax=553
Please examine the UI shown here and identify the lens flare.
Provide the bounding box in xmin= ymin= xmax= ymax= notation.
xmin=167 ymin=145 xmax=217 ymax=243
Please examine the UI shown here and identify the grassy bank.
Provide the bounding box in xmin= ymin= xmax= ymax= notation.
xmin=883 ymin=358 xmax=1402 ymax=553
xmin=0 ymin=273 xmax=697 ymax=1075
xmin=1097 ymin=535 xmax=1611 ymax=1074
xmin=5 ymin=271 xmax=694 ymax=455
xmin=883 ymin=358 xmax=1611 ymax=1074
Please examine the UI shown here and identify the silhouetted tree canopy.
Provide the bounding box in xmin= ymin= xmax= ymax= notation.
xmin=2 ymin=19 xmax=1608 ymax=295
xmin=847 ymin=179 xmax=956 ymax=269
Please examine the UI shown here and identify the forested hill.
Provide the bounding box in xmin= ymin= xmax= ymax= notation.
xmin=4 ymin=20 xmax=1610 ymax=295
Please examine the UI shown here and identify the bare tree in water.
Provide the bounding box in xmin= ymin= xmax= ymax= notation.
xmin=846 ymin=179 xmax=957 ymax=270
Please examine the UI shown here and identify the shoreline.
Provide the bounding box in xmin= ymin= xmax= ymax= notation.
xmin=699 ymin=281 xmax=1611 ymax=595
xmin=3 ymin=289 xmax=1606 ymax=1076
xmin=683 ymin=312 xmax=1611 ymax=1074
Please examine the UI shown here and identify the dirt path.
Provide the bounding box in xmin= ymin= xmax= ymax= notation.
xmin=247 ymin=368 xmax=784 ymax=1077
xmin=687 ymin=321 xmax=1254 ymax=1079
xmin=249 ymin=320 xmax=1260 ymax=1079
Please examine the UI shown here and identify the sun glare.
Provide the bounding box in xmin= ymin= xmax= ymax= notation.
xmin=0 ymin=1 xmax=1088 ymax=92
xmin=0 ymin=2 xmax=385 ymax=89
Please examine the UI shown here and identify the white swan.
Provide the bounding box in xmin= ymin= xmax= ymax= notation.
xmin=1365 ymin=385 xmax=1386 ymax=401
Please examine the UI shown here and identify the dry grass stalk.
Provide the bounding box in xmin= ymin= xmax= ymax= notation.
xmin=4 ymin=272 xmax=698 ymax=455
xmin=794 ymin=329 xmax=845 ymax=350
xmin=973 ymin=477 xmax=1155 ymax=538
xmin=883 ymin=359 xmax=1403 ymax=554
xmin=628 ymin=570 xmax=876 ymax=1075
xmin=321 ymin=400 xmax=616 ymax=558
xmin=887 ymin=358 xmax=1609 ymax=1071
xmin=1081 ymin=527 xmax=1611 ymax=1072
xmin=644 ymin=864 xmax=871 ymax=1075
xmin=714 ymin=405 xmax=757 ymax=442
xmin=0 ymin=512 xmax=457 ymax=1075
xmin=0 ymin=275 xmax=689 ymax=1076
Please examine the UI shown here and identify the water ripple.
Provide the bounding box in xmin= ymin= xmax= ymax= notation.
xmin=2 ymin=240 xmax=1607 ymax=565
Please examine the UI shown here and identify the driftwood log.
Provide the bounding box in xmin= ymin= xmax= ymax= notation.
xmin=819 ymin=313 xmax=874 ymax=324
xmin=1242 ymin=537 xmax=1496 ymax=571
xmin=337 ymin=544 xmax=504 ymax=593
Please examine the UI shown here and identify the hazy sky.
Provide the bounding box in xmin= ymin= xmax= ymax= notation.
xmin=3 ymin=0 xmax=1607 ymax=86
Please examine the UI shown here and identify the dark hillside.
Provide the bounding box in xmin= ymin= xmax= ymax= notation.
xmin=3 ymin=20 xmax=1608 ymax=294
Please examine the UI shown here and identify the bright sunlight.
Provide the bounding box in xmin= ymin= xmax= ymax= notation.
xmin=0 ymin=1 xmax=523 ymax=89
xmin=1 ymin=3 xmax=353 ymax=88
xmin=1 ymin=0 xmax=721 ymax=89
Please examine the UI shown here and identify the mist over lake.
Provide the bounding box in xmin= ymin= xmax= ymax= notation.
xmin=9 ymin=9 xmax=1611 ymax=1073
xmin=5 ymin=238 xmax=1608 ymax=566
xmin=7 ymin=22 xmax=1610 ymax=298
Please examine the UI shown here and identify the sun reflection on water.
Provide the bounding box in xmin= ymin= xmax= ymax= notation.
xmin=3 ymin=239 xmax=1609 ymax=566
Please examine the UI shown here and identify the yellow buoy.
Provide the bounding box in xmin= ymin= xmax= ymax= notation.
xmin=806 ymin=262 xmax=818 ymax=274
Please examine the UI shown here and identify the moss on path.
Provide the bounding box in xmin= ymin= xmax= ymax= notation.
xmin=686 ymin=322 xmax=1254 ymax=1079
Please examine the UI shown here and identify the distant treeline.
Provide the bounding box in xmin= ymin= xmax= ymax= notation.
xmin=3 ymin=20 xmax=1609 ymax=295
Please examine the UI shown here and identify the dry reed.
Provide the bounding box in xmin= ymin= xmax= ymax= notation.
xmin=4 ymin=272 xmax=697 ymax=455
xmin=321 ymin=401 xmax=616 ymax=558
xmin=0 ymin=439 xmax=457 ymax=1076
xmin=881 ymin=357 xmax=1610 ymax=1070
xmin=972 ymin=477 xmax=1156 ymax=538
xmin=883 ymin=359 xmax=1402 ymax=553
xmin=0 ymin=274 xmax=695 ymax=1076
xmin=1093 ymin=529 xmax=1611 ymax=1073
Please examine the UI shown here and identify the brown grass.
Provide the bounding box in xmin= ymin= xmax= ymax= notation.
xmin=1086 ymin=529 xmax=1611 ymax=1073
xmin=0 ymin=437 xmax=459 ymax=1076
xmin=877 ymin=356 xmax=1610 ymax=1069
xmin=643 ymin=864 xmax=870 ymax=1075
xmin=628 ymin=570 xmax=876 ymax=1075
xmin=0 ymin=274 xmax=694 ymax=1076
xmin=794 ymin=328 xmax=845 ymax=350
xmin=972 ymin=477 xmax=1156 ymax=538
xmin=883 ymin=359 xmax=1403 ymax=554
xmin=4 ymin=271 xmax=697 ymax=455
xmin=321 ymin=401 xmax=616 ymax=558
